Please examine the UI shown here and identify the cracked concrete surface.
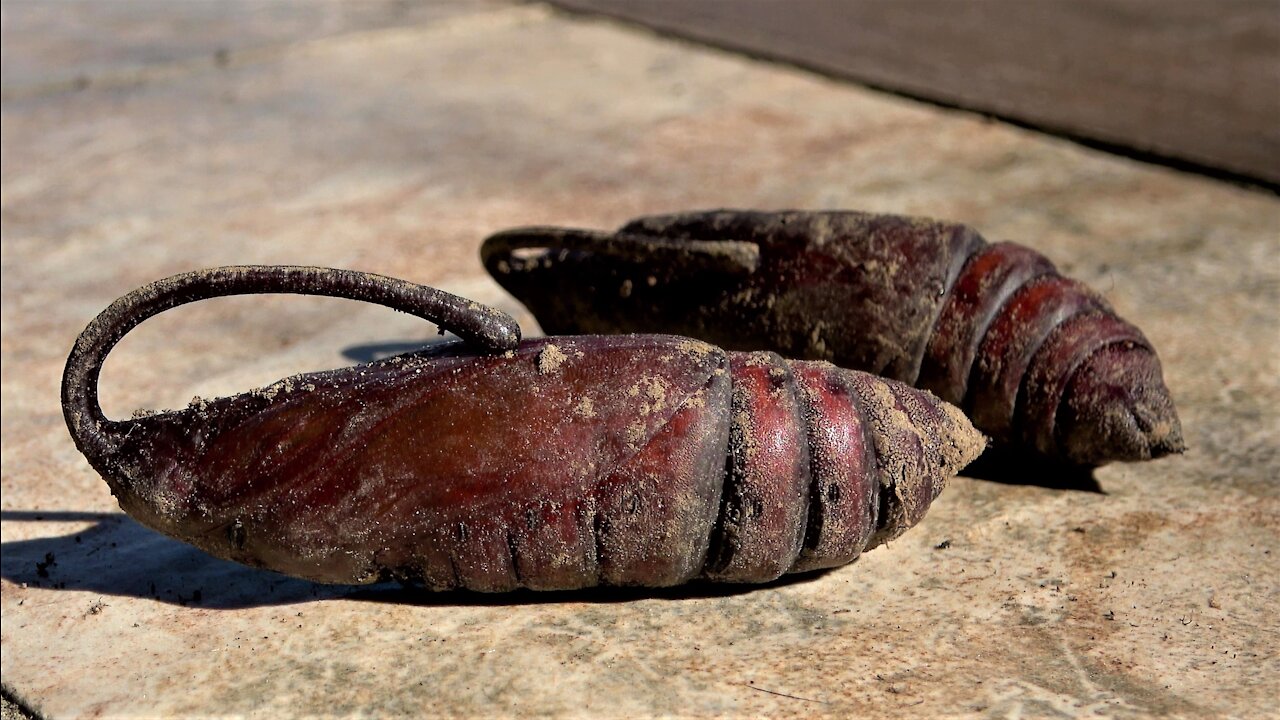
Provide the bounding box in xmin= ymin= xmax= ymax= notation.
xmin=2 ymin=1 xmax=1277 ymax=717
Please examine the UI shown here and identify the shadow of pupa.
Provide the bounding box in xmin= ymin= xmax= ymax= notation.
xmin=0 ymin=510 xmax=354 ymax=609
xmin=2 ymin=511 xmax=835 ymax=610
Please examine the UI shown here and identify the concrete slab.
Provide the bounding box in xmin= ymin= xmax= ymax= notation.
xmin=2 ymin=2 xmax=1277 ymax=717
xmin=1 ymin=0 xmax=501 ymax=96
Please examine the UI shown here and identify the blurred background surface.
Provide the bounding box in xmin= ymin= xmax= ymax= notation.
xmin=554 ymin=0 xmax=1280 ymax=187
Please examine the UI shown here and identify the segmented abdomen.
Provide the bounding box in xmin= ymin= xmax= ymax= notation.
xmin=708 ymin=352 xmax=974 ymax=582
xmin=915 ymin=240 xmax=1155 ymax=461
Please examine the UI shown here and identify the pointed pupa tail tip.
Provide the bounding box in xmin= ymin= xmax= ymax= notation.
xmin=1056 ymin=344 xmax=1185 ymax=466
xmin=1145 ymin=406 xmax=1187 ymax=459
xmin=860 ymin=389 xmax=985 ymax=551
xmin=938 ymin=400 xmax=989 ymax=479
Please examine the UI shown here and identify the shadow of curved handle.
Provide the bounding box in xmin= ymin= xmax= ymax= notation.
xmin=340 ymin=336 xmax=455 ymax=364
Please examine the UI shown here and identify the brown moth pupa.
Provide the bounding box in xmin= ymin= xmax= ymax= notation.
xmin=482 ymin=210 xmax=1184 ymax=468
xmin=62 ymin=266 xmax=984 ymax=591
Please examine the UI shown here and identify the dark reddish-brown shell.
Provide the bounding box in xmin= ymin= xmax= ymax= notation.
xmin=482 ymin=210 xmax=1184 ymax=467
